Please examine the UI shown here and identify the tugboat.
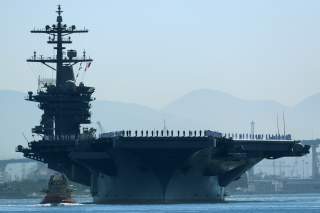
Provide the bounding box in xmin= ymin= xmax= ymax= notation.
xmin=41 ymin=174 xmax=75 ymax=204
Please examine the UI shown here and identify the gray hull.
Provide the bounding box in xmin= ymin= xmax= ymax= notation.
xmin=93 ymin=169 xmax=224 ymax=203
xmin=20 ymin=136 xmax=309 ymax=204
xmin=90 ymin=149 xmax=227 ymax=203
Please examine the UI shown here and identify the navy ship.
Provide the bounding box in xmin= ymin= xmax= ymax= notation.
xmin=16 ymin=6 xmax=310 ymax=203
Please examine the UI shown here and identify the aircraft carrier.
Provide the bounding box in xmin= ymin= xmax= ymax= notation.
xmin=16 ymin=6 xmax=310 ymax=203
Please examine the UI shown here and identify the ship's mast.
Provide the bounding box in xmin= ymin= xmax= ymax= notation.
xmin=27 ymin=5 xmax=92 ymax=87
xmin=26 ymin=5 xmax=95 ymax=139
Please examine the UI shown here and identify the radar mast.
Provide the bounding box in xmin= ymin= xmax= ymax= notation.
xmin=27 ymin=5 xmax=93 ymax=87
xmin=26 ymin=5 xmax=95 ymax=139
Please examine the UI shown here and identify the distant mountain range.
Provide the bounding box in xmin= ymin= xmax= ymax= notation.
xmin=1 ymin=89 xmax=318 ymax=159
xmin=163 ymin=89 xmax=320 ymax=139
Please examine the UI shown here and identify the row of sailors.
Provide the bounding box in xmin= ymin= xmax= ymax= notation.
xmin=103 ymin=130 xmax=291 ymax=140
xmin=110 ymin=130 xmax=207 ymax=137
xmin=43 ymin=132 xmax=292 ymax=141
xmin=225 ymin=133 xmax=292 ymax=140
xmin=101 ymin=130 xmax=223 ymax=138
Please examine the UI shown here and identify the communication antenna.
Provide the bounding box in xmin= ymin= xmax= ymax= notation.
xmin=163 ymin=120 xmax=167 ymax=131
xmin=96 ymin=121 xmax=105 ymax=135
xmin=282 ymin=112 xmax=286 ymax=136
xmin=276 ymin=114 xmax=280 ymax=135
xmin=22 ymin=133 xmax=29 ymax=143
xmin=250 ymin=121 xmax=255 ymax=138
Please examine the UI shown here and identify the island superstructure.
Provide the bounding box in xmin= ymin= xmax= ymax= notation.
xmin=16 ymin=6 xmax=310 ymax=203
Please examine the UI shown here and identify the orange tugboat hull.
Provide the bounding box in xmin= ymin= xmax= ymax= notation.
xmin=41 ymin=196 xmax=76 ymax=204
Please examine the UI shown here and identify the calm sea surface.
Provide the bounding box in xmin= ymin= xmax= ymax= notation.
xmin=0 ymin=194 xmax=319 ymax=213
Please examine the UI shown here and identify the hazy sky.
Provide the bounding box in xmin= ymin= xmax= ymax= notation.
xmin=2 ymin=0 xmax=320 ymax=108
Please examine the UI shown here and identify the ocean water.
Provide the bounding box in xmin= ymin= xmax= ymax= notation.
xmin=0 ymin=194 xmax=319 ymax=213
